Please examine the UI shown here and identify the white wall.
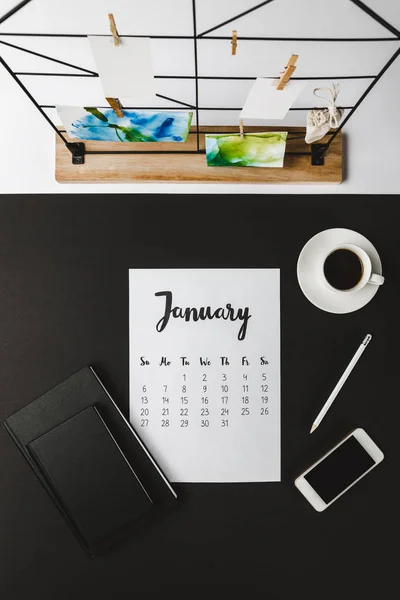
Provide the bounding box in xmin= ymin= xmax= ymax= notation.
xmin=0 ymin=0 xmax=399 ymax=194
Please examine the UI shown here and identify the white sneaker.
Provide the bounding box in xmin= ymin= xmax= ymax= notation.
xmin=305 ymin=84 xmax=343 ymax=144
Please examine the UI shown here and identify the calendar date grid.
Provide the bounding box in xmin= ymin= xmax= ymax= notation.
xmin=133 ymin=355 xmax=271 ymax=430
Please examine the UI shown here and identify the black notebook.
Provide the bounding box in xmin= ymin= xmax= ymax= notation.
xmin=3 ymin=367 xmax=177 ymax=556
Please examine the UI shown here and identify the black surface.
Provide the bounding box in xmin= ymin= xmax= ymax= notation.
xmin=29 ymin=405 xmax=153 ymax=551
xmin=0 ymin=194 xmax=398 ymax=597
xmin=3 ymin=366 xmax=176 ymax=556
xmin=304 ymin=433 xmax=376 ymax=503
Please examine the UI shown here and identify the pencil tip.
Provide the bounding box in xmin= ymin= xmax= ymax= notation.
xmin=310 ymin=424 xmax=317 ymax=434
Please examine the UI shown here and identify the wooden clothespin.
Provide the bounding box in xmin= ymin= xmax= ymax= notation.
xmin=106 ymin=14 xmax=123 ymax=117
xmin=106 ymin=97 xmax=124 ymax=118
xmin=109 ymin=13 xmax=120 ymax=47
xmin=276 ymin=54 xmax=298 ymax=91
xmin=239 ymin=119 xmax=244 ymax=140
xmin=231 ymin=30 xmax=238 ymax=55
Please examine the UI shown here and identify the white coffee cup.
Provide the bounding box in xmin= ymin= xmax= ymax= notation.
xmin=322 ymin=243 xmax=384 ymax=293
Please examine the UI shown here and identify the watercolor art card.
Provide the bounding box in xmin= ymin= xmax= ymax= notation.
xmin=205 ymin=132 xmax=288 ymax=168
xmin=57 ymin=106 xmax=193 ymax=142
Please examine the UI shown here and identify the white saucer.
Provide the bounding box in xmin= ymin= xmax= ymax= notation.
xmin=297 ymin=228 xmax=383 ymax=314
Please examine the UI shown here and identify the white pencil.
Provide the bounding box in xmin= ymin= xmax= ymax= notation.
xmin=310 ymin=334 xmax=372 ymax=434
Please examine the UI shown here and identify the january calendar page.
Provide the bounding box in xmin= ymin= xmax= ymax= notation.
xmin=129 ymin=269 xmax=280 ymax=483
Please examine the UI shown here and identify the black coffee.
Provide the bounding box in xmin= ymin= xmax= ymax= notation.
xmin=323 ymin=249 xmax=363 ymax=290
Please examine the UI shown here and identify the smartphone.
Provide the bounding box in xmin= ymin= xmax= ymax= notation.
xmin=295 ymin=428 xmax=384 ymax=511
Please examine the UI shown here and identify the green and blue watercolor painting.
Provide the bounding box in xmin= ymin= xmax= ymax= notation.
xmin=205 ymin=132 xmax=288 ymax=168
xmin=56 ymin=106 xmax=193 ymax=142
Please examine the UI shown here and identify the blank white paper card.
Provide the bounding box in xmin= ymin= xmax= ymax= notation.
xmin=88 ymin=36 xmax=156 ymax=103
xmin=240 ymin=78 xmax=308 ymax=120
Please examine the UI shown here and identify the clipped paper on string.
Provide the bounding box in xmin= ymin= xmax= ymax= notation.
xmin=240 ymin=78 xmax=308 ymax=121
xmin=88 ymin=36 xmax=156 ymax=104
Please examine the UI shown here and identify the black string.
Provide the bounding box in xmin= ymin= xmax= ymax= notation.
xmin=42 ymin=105 xmax=192 ymax=110
xmin=192 ymin=75 xmax=376 ymax=80
xmin=192 ymin=0 xmax=200 ymax=151
xmin=0 ymin=39 xmax=98 ymax=75
xmin=0 ymin=0 xmax=33 ymax=26
xmin=1 ymin=32 xmax=397 ymax=42
xmin=40 ymin=105 xmax=354 ymax=112
xmin=14 ymin=72 xmax=97 ymax=77
xmin=86 ymin=150 xmax=205 ymax=155
xmin=326 ymin=45 xmax=400 ymax=150
xmin=193 ymin=75 xmax=377 ymax=80
xmin=200 ymin=36 xmax=399 ymax=42
xmin=0 ymin=33 xmax=195 ymax=38
xmin=14 ymin=73 xmax=378 ymax=80
xmin=59 ymin=129 xmax=328 ymax=135
xmin=198 ymin=0 xmax=276 ymax=37
xmin=156 ymin=93 xmax=195 ymax=109
xmin=0 ymin=53 xmax=69 ymax=144
xmin=350 ymin=0 xmax=400 ymax=38
xmin=86 ymin=149 xmax=315 ymax=156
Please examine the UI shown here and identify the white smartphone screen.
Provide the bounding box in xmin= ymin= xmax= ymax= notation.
xmin=304 ymin=435 xmax=376 ymax=503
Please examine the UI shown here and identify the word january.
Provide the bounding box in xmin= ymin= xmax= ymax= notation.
xmin=155 ymin=291 xmax=251 ymax=341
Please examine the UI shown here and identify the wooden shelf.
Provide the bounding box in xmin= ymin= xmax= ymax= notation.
xmin=55 ymin=126 xmax=342 ymax=184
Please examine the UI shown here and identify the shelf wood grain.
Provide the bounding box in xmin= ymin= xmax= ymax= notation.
xmin=56 ymin=126 xmax=342 ymax=184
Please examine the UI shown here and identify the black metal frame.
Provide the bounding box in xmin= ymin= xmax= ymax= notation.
xmin=0 ymin=0 xmax=399 ymax=166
